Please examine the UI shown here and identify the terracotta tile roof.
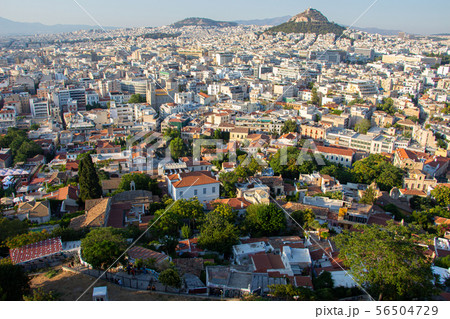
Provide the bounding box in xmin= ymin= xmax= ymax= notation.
xmin=176 ymin=238 xmax=204 ymax=255
xmin=294 ymin=276 xmax=313 ymax=288
xmin=231 ymin=127 xmax=249 ymax=134
xmin=28 ymin=201 xmax=50 ymax=218
xmin=208 ymin=197 xmax=252 ymax=210
xmin=396 ymin=148 xmax=430 ymax=161
xmin=106 ymin=202 xmax=127 ymax=228
xmin=316 ymin=145 xmax=354 ymax=157
xmin=10 ymin=237 xmax=62 ymax=264
xmin=399 ymin=189 xmax=427 ymax=197
xmin=198 ymin=92 xmax=209 ymax=98
xmin=44 ymin=185 xmax=78 ymax=201
xmin=65 ymin=160 xmax=79 ymax=171
xmin=367 ymin=213 xmax=396 ymax=226
xmin=251 ymin=253 xmax=285 ymax=273
xmin=30 ymin=177 xmax=46 ymax=185
xmin=170 ymin=171 xmax=219 ymax=189
xmin=82 ymin=198 xmax=110 ymax=228
xmin=69 ymin=214 xmax=85 ymax=230
xmin=424 ymin=156 xmax=450 ymax=168
xmin=101 ymin=178 xmax=122 ymax=191
xmin=434 ymin=216 xmax=450 ymax=225
xmin=128 ymin=246 xmax=169 ymax=264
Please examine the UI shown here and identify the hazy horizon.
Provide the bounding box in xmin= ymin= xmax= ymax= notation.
xmin=1 ymin=0 xmax=449 ymax=35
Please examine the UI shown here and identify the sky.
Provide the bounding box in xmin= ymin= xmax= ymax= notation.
xmin=1 ymin=0 xmax=449 ymax=35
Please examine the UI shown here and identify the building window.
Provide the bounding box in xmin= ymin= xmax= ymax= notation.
xmin=212 ymin=187 xmax=216 ymax=193
xmin=194 ymin=189 xmax=197 ymax=196
xmin=203 ymin=188 xmax=206 ymax=194
xmin=179 ymin=191 xmax=183 ymax=198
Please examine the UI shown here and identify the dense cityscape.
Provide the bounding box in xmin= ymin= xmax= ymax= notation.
xmin=0 ymin=6 xmax=449 ymax=305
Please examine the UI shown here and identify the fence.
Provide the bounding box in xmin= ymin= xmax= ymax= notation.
xmin=68 ymin=264 xmax=168 ymax=292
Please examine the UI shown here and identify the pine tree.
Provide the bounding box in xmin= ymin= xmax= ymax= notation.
xmin=79 ymin=154 xmax=102 ymax=201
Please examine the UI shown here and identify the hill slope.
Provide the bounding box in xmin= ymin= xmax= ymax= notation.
xmin=265 ymin=8 xmax=345 ymax=36
xmin=172 ymin=17 xmax=237 ymax=28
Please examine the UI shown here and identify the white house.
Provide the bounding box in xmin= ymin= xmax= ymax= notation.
xmin=167 ymin=171 xmax=220 ymax=203
xmin=233 ymin=241 xmax=274 ymax=265
xmin=314 ymin=145 xmax=355 ymax=168
xmin=281 ymin=245 xmax=312 ymax=276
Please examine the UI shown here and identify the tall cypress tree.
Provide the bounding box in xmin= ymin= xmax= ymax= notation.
xmin=79 ymin=154 xmax=102 ymax=201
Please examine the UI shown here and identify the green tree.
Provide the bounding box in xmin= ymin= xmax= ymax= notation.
xmin=246 ymin=157 xmax=263 ymax=176
xmin=0 ymin=128 xmax=42 ymax=164
xmin=431 ymin=186 xmax=450 ymax=207
xmin=81 ymin=228 xmax=127 ymax=270
xmin=163 ymin=127 xmax=181 ymax=139
xmin=435 ymin=255 xmax=450 ymax=269
xmin=0 ymin=261 xmax=30 ymax=300
xmin=218 ymin=171 xmax=239 ymax=198
xmin=0 ymin=218 xmax=29 ymax=245
xmin=5 ymin=231 xmax=50 ymax=249
xmin=269 ymin=146 xmax=321 ymax=179
xmin=234 ymin=165 xmax=248 ymax=180
xmin=268 ymin=284 xmax=315 ymax=301
xmin=117 ymin=173 xmax=161 ymax=195
xmin=290 ymin=208 xmax=315 ymax=229
xmin=311 ymin=88 xmax=321 ymax=106
xmin=359 ymin=186 xmax=377 ymax=204
xmin=24 ymin=288 xmax=59 ymax=301
xmin=198 ymin=208 xmax=239 ymax=254
xmin=281 ymin=120 xmax=298 ymax=134
xmin=169 ymin=137 xmax=184 ymax=160
xmin=128 ymin=94 xmax=146 ymax=103
xmin=348 ymin=98 xmax=366 ymax=106
xmin=210 ymin=203 xmax=237 ymax=223
xmin=351 ymin=154 xmax=403 ymax=191
xmin=244 ymin=203 xmax=286 ymax=237
xmin=79 ymin=154 xmax=102 ymax=201
xmin=411 ymin=210 xmax=434 ymax=230
xmin=181 ymin=224 xmax=192 ymax=239
xmin=158 ymin=268 xmax=181 ymax=291
xmin=30 ymin=123 xmax=40 ymax=130
xmin=213 ymin=129 xmax=223 ymax=140
xmin=354 ymin=119 xmax=371 ymax=134
xmin=377 ymin=98 xmax=396 ymax=115
xmin=335 ymin=221 xmax=436 ymax=300
xmin=320 ymin=164 xmax=354 ymax=184
xmin=313 ymin=271 xmax=334 ymax=290
xmin=153 ymin=198 xmax=204 ymax=237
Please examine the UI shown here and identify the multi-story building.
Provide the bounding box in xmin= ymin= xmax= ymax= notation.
xmin=54 ymin=87 xmax=86 ymax=111
xmin=30 ymin=98 xmax=49 ymax=118
xmin=347 ymin=80 xmax=378 ymax=97
xmin=301 ymin=123 xmax=326 ymax=141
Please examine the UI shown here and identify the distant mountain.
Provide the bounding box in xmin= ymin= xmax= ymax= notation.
xmin=349 ymin=26 xmax=403 ymax=36
xmin=235 ymin=16 xmax=291 ymax=26
xmin=0 ymin=16 xmax=116 ymax=36
xmin=265 ymin=8 xmax=345 ymax=36
xmin=172 ymin=17 xmax=237 ymax=28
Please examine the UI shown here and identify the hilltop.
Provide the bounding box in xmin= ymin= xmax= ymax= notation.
xmin=172 ymin=17 xmax=237 ymax=28
xmin=265 ymin=8 xmax=346 ymax=36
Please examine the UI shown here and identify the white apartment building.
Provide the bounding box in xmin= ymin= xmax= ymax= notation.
xmin=30 ymin=98 xmax=50 ymax=118
xmin=347 ymin=80 xmax=378 ymax=97
xmin=85 ymin=91 xmax=100 ymax=106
